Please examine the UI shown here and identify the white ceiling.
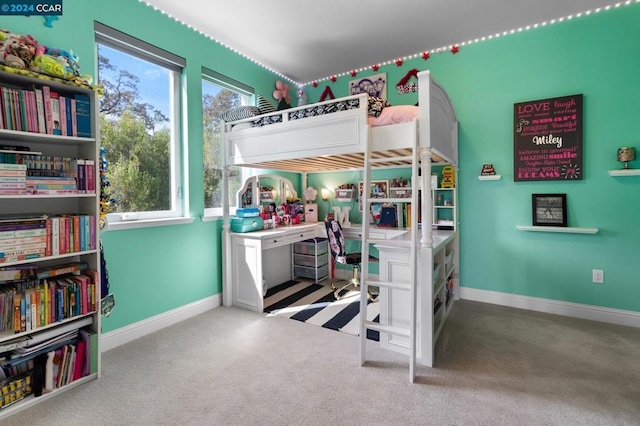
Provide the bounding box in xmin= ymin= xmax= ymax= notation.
xmin=141 ymin=0 xmax=619 ymax=84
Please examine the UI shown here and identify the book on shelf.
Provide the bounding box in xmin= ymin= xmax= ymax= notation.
xmin=0 ymin=163 xmax=27 ymax=171
xmin=64 ymin=96 xmax=74 ymax=137
xmin=72 ymin=338 xmax=86 ymax=381
xmin=84 ymin=159 xmax=95 ymax=193
xmin=36 ymin=261 xmax=89 ymax=280
xmin=70 ymin=98 xmax=77 ymax=137
xmin=0 ymin=265 xmax=38 ymax=283
xmin=58 ymin=95 xmax=67 ymax=136
xmin=34 ymin=87 xmax=46 ymax=134
xmin=74 ymin=94 xmax=91 ymax=138
xmin=49 ymin=91 xmax=62 ymax=136
xmin=0 ymin=213 xmax=48 ymax=223
xmin=72 ymin=158 xmax=85 ymax=193
xmin=78 ymin=328 xmax=97 ymax=375
xmin=42 ymin=85 xmax=53 ymax=135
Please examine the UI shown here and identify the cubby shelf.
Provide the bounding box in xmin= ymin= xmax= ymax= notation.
xmin=516 ymin=225 xmax=599 ymax=234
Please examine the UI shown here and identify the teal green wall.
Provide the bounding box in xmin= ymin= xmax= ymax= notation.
xmin=5 ymin=2 xmax=639 ymax=334
xmin=3 ymin=0 xmax=283 ymax=332
xmin=305 ymin=4 xmax=640 ymax=312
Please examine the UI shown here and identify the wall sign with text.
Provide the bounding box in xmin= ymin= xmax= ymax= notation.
xmin=514 ymin=94 xmax=583 ymax=181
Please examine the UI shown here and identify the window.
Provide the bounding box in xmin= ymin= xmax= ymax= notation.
xmin=95 ymin=23 xmax=185 ymax=225
xmin=202 ymin=69 xmax=253 ymax=217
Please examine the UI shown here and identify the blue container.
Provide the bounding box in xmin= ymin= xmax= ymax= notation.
xmin=236 ymin=207 xmax=260 ymax=218
xmin=231 ymin=217 xmax=264 ymax=233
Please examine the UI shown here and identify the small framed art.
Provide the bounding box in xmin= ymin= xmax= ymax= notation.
xmin=532 ymin=194 xmax=567 ymax=227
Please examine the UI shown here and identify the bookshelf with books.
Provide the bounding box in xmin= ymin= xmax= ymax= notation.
xmin=0 ymin=69 xmax=100 ymax=417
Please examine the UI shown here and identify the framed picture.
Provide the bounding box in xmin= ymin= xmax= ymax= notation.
xmin=532 ymin=194 xmax=567 ymax=227
xmin=358 ymin=180 xmax=388 ymax=212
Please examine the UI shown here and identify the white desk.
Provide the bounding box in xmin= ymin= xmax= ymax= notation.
xmin=225 ymin=223 xmax=411 ymax=313
xmin=228 ymin=223 xmax=320 ymax=312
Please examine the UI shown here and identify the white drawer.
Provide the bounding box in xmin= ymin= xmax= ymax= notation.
xmin=262 ymin=234 xmax=289 ymax=249
xmin=285 ymin=228 xmax=316 ymax=243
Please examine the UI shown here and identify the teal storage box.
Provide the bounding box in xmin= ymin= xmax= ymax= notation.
xmin=231 ymin=216 xmax=264 ymax=233
xmin=236 ymin=207 xmax=260 ymax=217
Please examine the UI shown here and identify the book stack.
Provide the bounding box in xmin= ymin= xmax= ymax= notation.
xmin=0 ymin=163 xmax=26 ymax=195
xmin=0 ymin=214 xmax=48 ymax=263
xmin=0 ymin=85 xmax=92 ymax=138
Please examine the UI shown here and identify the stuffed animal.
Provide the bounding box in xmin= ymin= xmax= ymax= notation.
xmin=43 ymin=46 xmax=80 ymax=75
xmin=32 ymin=53 xmax=67 ymax=79
xmin=273 ymin=80 xmax=292 ymax=110
xmin=0 ymin=30 xmax=38 ymax=70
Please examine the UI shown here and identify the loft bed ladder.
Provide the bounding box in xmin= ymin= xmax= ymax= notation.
xmin=359 ymin=130 xmax=419 ymax=383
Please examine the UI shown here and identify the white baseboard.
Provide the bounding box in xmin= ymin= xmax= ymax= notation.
xmin=460 ymin=287 xmax=640 ymax=329
xmin=100 ymin=294 xmax=221 ymax=352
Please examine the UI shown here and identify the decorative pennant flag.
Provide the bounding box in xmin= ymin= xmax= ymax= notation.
xmin=319 ymin=86 xmax=335 ymax=102
xmin=396 ymin=68 xmax=419 ymax=95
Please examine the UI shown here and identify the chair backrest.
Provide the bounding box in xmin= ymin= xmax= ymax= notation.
xmin=324 ymin=219 xmax=347 ymax=265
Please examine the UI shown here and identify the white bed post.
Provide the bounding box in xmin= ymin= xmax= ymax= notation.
xmin=420 ymin=148 xmax=433 ymax=247
xmin=221 ymin=121 xmax=233 ymax=307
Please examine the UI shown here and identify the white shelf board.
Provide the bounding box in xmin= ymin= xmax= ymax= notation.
xmin=516 ymin=225 xmax=598 ymax=234
xmin=608 ymin=169 xmax=640 ymax=176
xmin=478 ymin=175 xmax=502 ymax=180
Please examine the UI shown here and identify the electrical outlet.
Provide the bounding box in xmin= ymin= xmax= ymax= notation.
xmin=592 ymin=269 xmax=604 ymax=284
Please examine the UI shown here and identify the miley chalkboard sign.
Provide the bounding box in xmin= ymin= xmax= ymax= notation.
xmin=514 ymin=94 xmax=583 ymax=181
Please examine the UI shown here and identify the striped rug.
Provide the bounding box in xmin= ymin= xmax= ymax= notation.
xmin=263 ymin=280 xmax=379 ymax=340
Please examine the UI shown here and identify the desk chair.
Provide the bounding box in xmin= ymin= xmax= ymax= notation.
xmin=325 ymin=219 xmax=362 ymax=300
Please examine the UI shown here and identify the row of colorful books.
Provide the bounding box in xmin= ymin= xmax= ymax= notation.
xmin=0 ymin=262 xmax=97 ymax=334
xmin=0 ymin=214 xmax=97 ymax=263
xmin=0 ymin=156 xmax=95 ymax=196
xmin=0 ymin=84 xmax=92 ymax=138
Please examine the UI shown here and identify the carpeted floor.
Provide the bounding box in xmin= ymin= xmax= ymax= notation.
xmin=263 ymin=280 xmax=379 ymax=338
xmin=3 ymin=299 xmax=640 ymax=425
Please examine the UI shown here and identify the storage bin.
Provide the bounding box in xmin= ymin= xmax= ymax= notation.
xmin=0 ymin=373 xmax=32 ymax=410
xmin=294 ymin=253 xmax=329 ymax=267
xmin=293 ymin=238 xmax=328 ymax=255
xmin=236 ymin=207 xmax=260 ymax=217
xmin=230 ymin=217 xmax=264 ymax=233
xmin=294 ymin=264 xmax=329 ymax=280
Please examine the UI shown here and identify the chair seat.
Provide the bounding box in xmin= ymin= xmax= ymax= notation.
xmin=344 ymin=253 xmax=361 ymax=265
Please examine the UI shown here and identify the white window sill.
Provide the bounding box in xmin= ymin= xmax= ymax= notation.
xmin=106 ymin=216 xmax=195 ymax=231
xmin=201 ymin=215 xmax=223 ymax=222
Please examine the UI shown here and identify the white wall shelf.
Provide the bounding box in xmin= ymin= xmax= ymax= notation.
xmin=478 ymin=175 xmax=502 ymax=181
xmin=608 ymin=169 xmax=640 ymax=176
xmin=516 ymin=225 xmax=599 ymax=234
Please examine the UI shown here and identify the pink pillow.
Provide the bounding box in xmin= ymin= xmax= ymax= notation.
xmin=368 ymin=105 xmax=419 ymax=127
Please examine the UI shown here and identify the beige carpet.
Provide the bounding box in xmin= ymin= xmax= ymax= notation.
xmin=4 ymin=299 xmax=640 ymax=425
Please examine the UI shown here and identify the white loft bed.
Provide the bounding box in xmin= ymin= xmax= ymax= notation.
xmin=221 ymin=70 xmax=458 ymax=244
xmin=221 ymin=70 xmax=459 ymax=368
xmin=222 ymin=70 xmax=457 ymax=173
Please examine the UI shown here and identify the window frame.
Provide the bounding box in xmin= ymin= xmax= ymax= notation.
xmin=95 ymin=22 xmax=187 ymax=228
xmin=201 ymin=68 xmax=254 ymax=219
